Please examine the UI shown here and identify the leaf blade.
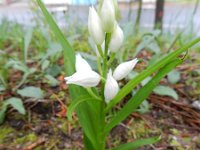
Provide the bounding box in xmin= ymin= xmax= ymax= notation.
xmin=110 ymin=136 xmax=161 ymax=150
xmin=17 ymin=86 xmax=44 ymax=99
xmin=105 ymin=59 xmax=182 ymax=133
xmin=106 ymin=37 xmax=200 ymax=112
xmin=153 ymin=85 xmax=178 ymax=100
xmin=67 ymin=95 xmax=94 ymax=121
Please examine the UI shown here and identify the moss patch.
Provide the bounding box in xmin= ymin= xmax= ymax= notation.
xmin=0 ymin=126 xmax=14 ymax=144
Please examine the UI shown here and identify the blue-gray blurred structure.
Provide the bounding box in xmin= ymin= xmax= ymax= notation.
xmin=0 ymin=0 xmax=199 ymax=35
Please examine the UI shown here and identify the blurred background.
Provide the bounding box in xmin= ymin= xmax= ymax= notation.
xmin=0 ymin=0 xmax=199 ymax=34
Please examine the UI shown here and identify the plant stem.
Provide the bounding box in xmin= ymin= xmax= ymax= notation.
xmin=103 ymin=33 xmax=112 ymax=78
xmin=86 ymin=88 xmax=102 ymax=101
xmin=98 ymin=33 xmax=112 ymax=150
xmin=97 ymin=57 xmax=103 ymax=76
xmin=97 ymin=44 xmax=104 ymax=58
xmin=107 ymin=53 xmax=116 ymax=66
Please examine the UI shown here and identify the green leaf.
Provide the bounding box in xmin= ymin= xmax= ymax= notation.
xmin=36 ymin=0 xmax=75 ymax=75
xmin=135 ymin=35 xmax=160 ymax=57
xmin=46 ymin=65 xmax=61 ymax=77
xmin=4 ymin=97 xmax=26 ymax=115
xmin=17 ymin=86 xmax=44 ymax=99
xmin=0 ymin=98 xmax=26 ymax=124
xmin=0 ymin=85 xmax=6 ymax=92
xmin=136 ymin=100 xmax=150 ymax=114
xmin=105 ymin=59 xmax=182 ymax=133
xmin=24 ymin=27 xmax=33 ymax=62
xmin=153 ymin=85 xmax=178 ymax=100
xmin=106 ymin=37 xmax=200 ymax=112
xmin=168 ymin=70 xmax=181 ymax=84
xmin=45 ymin=74 xmax=59 ymax=87
xmin=0 ymin=106 xmax=7 ymax=124
xmin=41 ymin=60 xmax=50 ymax=70
xmin=6 ymin=60 xmax=29 ymax=73
xmin=110 ymin=136 xmax=161 ymax=150
xmin=67 ymin=95 xmax=94 ymax=121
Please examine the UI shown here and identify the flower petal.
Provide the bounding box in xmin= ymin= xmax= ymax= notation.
xmin=113 ymin=58 xmax=138 ymax=81
xmin=88 ymin=6 xmax=105 ymax=45
xmin=109 ymin=24 xmax=124 ymax=52
xmin=104 ymin=70 xmax=119 ymax=103
xmin=65 ymin=71 xmax=101 ymax=87
xmin=100 ymin=0 xmax=115 ymax=33
xmin=75 ymin=54 xmax=92 ymax=72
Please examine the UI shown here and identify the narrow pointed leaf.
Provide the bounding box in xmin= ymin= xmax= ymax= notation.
xmin=67 ymin=95 xmax=95 ymax=121
xmin=37 ymin=0 xmax=75 ymax=75
xmin=4 ymin=97 xmax=26 ymax=115
xmin=105 ymin=59 xmax=182 ymax=133
xmin=110 ymin=136 xmax=161 ymax=150
xmin=106 ymin=37 xmax=200 ymax=112
xmin=0 ymin=106 xmax=7 ymax=124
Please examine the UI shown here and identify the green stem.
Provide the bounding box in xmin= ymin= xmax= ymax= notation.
xmin=103 ymin=33 xmax=112 ymax=78
xmin=97 ymin=44 xmax=104 ymax=58
xmin=107 ymin=53 xmax=116 ymax=66
xmin=98 ymin=33 xmax=112 ymax=150
xmin=86 ymin=88 xmax=102 ymax=101
xmin=97 ymin=57 xmax=103 ymax=76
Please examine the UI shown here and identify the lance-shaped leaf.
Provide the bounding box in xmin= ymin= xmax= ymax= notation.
xmin=105 ymin=59 xmax=183 ymax=134
xmin=105 ymin=37 xmax=200 ymax=112
xmin=110 ymin=136 xmax=161 ymax=150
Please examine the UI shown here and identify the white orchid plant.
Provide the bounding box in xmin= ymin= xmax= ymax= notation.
xmin=37 ymin=0 xmax=200 ymax=149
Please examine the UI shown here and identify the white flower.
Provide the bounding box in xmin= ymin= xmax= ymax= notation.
xmin=88 ymin=6 xmax=105 ymax=45
xmin=75 ymin=54 xmax=92 ymax=72
xmin=65 ymin=54 xmax=101 ymax=87
xmin=109 ymin=24 xmax=124 ymax=52
xmin=65 ymin=71 xmax=101 ymax=87
xmin=100 ymin=0 xmax=115 ymax=33
xmin=104 ymin=70 xmax=119 ymax=103
xmin=113 ymin=58 xmax=138 ymax=81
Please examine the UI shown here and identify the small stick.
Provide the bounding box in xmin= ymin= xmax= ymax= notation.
xmin=23 ymin=137 xmax=45 ymax=150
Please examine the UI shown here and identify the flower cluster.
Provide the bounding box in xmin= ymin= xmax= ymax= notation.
xmin=65 ymin=0 xmax=138 ymax=103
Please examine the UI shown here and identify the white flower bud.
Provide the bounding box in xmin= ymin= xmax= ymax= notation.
xmin=104 ymin=70 xmax=119 ymax=103
xmin=109 ymin=24 xmax=124 ymax=52
xmin=100 ymin=0 xmax=115 ymax=33
xmin=65 ymin=71 xmax=101 ymax=87
xmin=88 ymin=7 xmax=105 ymax=45
xmin=75 ymin=54 xmax=92 ymax=72
xmin=113 ymin=58 xmax=138 ymax=81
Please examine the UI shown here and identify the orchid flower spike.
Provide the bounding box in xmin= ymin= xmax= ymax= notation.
xmin=88 ymin=6 xmax=105 ymax=45
xmin=113 ymin=58 xmax=138 ymax=81
xmin=100 ymin=0 xmax=116 ymax=33
xmin=65 ymin=54 xmax=101 ymax=87
xmin=104 ymin=70 xmax=119 ymax=103
xmin=109 ymin=24 xmax=124 ymax=52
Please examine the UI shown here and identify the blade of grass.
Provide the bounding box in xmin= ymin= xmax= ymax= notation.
xmin=23 ymin=27 xmax=33 ymax=63
xmin=105 ymin=59 xmax=182 ymax=133
xmin=67 ymin=95 xmax=96 ymax=121
xmin=110 ymin=136 xmax=161 ymax=150
xmin=105 ymin=37 xmax=200 ymax=112
xmin=37 ymin=0 xmax=75 ymax=75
